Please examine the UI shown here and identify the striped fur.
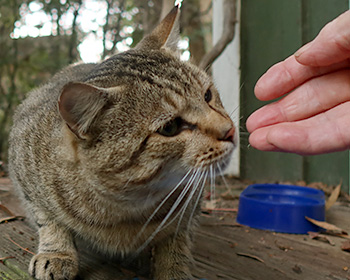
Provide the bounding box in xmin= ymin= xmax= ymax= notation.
xmin=8 ymin=6 xmax=235 ymax=280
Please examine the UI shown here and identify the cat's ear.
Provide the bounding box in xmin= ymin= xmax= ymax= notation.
xmin=58 ymin=82 xmax=108 ymax=139
xmin=136 ymin=5 xmax=180 ymax=51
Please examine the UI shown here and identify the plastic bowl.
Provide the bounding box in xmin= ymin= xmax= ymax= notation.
xmin=236 ymin=184 xmax=325 ymax=234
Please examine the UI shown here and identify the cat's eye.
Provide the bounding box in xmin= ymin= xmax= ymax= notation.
xmin=158 ymin=117 xmax=183 ymax=137
xmin=204 ymin=89 xmax=212 ymax=103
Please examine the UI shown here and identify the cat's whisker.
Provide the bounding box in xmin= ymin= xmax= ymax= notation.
xmin=158 ymin=166 xmax=204 ymax=233
xmin=216 ymin=162 xmax=230 ymax=191
xmin=229 ymin=105 xmax=240 ymax=118
xmin=209 ymin=164 xmax=216 ymax=201
xmin=133 ymin=168 xmax=193 ymax=245
xmin=186 ymin=170 xmax=208 ymax=232
xmin=133 ymin=168 xmax=201 ymax=255
xmin=174 ymin=169 xmax=206 ymax=236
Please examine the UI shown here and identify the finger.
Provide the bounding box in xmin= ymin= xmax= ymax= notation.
xmin=247 ymin=69 xmax=350 ymax=132
xmin=295 ymin=10 xmax=350 ymax=67
xmin=248 ymin=102 xmax=350 ymax=155
xmin=254 ymin=55 xmax=350 ymax=101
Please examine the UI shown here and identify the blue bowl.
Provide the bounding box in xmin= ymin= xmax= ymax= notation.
xmin=236 ymin=184 xmax=325 ymax=234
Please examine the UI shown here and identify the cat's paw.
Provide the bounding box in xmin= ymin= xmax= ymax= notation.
xmin=29 ymin=252 xmax=78 ymax=280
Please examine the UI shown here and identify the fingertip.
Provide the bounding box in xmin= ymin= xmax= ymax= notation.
xmin=246 ymin=108 xmax=265 ymax=133
xmin=254 ymin=60 xmax=294 ymax=101
xmin=248 ymin=129 xmax=279 ymax=152
xmin=254 ymin=74 xmax=274 ymax=101
xmin=246 ymin=114 xmax=256 ymax=133
xmin=246 ymin=103 xmax=283 ymax=134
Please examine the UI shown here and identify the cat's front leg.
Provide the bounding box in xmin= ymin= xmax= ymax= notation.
xmin=153 ymin=232 xmax=194 ymax=280
xmin=29 ymin=222 xmax=78 ymax=280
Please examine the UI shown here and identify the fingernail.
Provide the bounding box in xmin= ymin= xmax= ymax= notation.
xmin=295 ymin=42 xmax=312 ymax=57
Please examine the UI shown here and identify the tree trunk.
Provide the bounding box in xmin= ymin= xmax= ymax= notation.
xmin=181 ymin=0 xmax=208 ymax=65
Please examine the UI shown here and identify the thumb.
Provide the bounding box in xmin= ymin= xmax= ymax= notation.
xmin=295 ymin=10 xmax=350 ymax=67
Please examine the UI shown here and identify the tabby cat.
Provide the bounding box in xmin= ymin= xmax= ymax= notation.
xmin=8 ymin=6 xmax=235 ymax=280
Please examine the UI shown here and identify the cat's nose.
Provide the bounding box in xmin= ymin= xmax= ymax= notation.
xmin=221 ymin=126 xmax=235 ymax=143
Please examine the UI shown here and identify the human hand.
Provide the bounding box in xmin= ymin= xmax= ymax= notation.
xmin=246 ymin=10 xmax=350 ymax=155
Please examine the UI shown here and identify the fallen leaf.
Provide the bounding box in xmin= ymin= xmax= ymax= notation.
xmin=236 ymin=252 xmax=264 ymax=263
xmin=0 ymin=256 xmax=15 ymax=264
xmin=292 ymin=264 xmax=302 ymax=274
xmin=308 ymin=231 xmax=335 ymax=246
xmin=0 ymin=216 xmax=25 ymax=224
xmin=7 ymin=236 xmax=35 ymax=255
xmin=220 ymin=190 xmax=238 ymax=200
xmin=203 ymin=191 xmax=211 ymax=200
xmin=305 ymin=217 xmax=348 ymax=235
xmin=203 ymin=200 xmax=217 ymax=210
xmin=275 ymin=241 xmax=293 ymax=251
xmin=341 ymin=240 xmax=350 ymax=252
xmin=0 ymin=204 xmax=15 ymax=216
xmin=325 ymin=182 xmax=341 ymax=210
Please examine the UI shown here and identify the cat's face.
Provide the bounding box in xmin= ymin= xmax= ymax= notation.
xmin=58 ymin=7 xmax=235 ymax=200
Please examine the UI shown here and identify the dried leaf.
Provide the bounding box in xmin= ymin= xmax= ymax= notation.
xmin=292 ymin=264 xmax=302 ymax=274
xmin=308 ymin=231 xmax=320 ymax=239
xmin=204 ymin=200 xmax=217 ymax=210
xmin=308 ymin=231 xmax=335 ymax=246
xmin=236 ymin=252 xmax=264 ymax=263
xmin=0 ymin=256 xmax=15 ymax=264
xmin=0 ymin=204 xmax=15 ymax=216
xmin=341 ymin=240 xmax=350 ymax=252
xmin=220 ymin=190 xmax=238 ymax=200
xmin=305 ymin=217 xmax=348 ymax=235
xmin=275 ymin=241 xmax=293 ymax=251
xmin=325 ymin=182 xmax=341 ymax=210
xmin=7 ymin=236 xmax=35 ymax=255
xmin=203 ymin=191 xmax=211 ymax=200
xmin=0 ymin=216 xmax=25 ymax=224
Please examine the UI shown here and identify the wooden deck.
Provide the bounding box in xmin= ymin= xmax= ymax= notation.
xmin=1 ymin=177 xmax=350 ymax=280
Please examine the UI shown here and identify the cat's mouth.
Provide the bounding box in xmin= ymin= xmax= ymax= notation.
xmin=195 ymin=142 xmax=235 ymax=171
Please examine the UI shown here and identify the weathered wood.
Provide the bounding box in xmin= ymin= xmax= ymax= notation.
xmin=2 ymin=178 xmax=350 ymax=280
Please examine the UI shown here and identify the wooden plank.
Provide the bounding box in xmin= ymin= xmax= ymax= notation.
xmin=2 ymin=178 xmax=350 ymax=279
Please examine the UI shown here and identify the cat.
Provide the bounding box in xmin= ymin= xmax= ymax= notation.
xmin=8 ymin=6 xmax=235 ymax=280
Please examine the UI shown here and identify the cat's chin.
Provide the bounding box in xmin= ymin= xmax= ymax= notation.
xmin=194 ymin=142 xmax=235 ymax=173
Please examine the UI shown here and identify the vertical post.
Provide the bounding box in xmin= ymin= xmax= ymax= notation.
xmin=212 ymin=0 xmax=241 ymax=176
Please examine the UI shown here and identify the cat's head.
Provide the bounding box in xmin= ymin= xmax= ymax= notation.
xmin=58 ymin=6 xmax=236 ymax=198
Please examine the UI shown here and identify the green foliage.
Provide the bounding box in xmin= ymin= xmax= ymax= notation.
xmin=0 ymin=0 xmax=211 ymax=164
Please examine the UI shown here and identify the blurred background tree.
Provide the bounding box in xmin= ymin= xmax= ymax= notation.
xmin=0 ymin=0 xmax=233 ymax=169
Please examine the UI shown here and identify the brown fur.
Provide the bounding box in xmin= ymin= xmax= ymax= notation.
xmin=8 ymin=6 xmax=235 ymax=280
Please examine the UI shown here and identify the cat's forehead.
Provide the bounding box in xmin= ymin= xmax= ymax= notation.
xmin=86 ymin=49 xmax=211 ymax=93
